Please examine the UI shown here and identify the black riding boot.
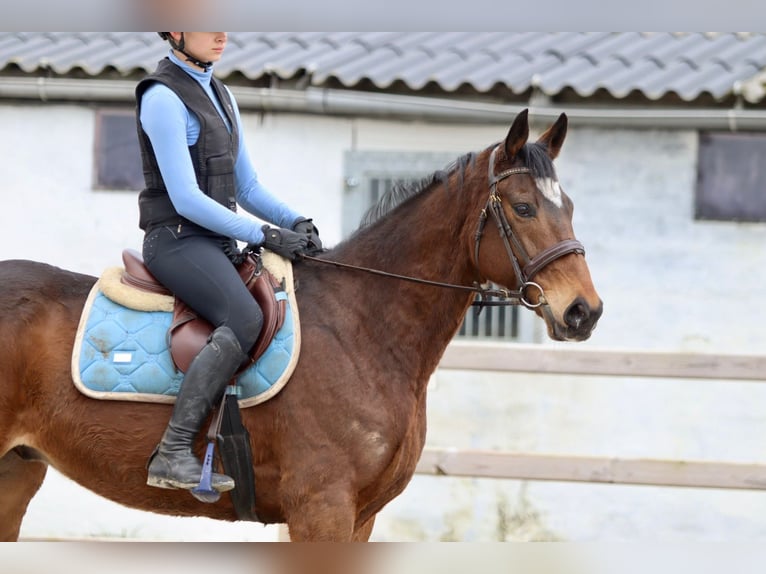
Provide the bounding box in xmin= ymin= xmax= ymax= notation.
xmin=147 ymin=326 xmax=247 ymax=493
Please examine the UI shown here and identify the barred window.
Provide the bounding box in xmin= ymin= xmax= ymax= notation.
xmin=458 ymin=304 xmax=520 ymax=341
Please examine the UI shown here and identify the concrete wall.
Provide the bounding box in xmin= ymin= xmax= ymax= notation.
xmin=2 ymin=102 xmax=766 ymax=540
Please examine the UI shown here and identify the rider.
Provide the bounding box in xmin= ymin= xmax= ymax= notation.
xmin=136 ymin=32 xmax=321 ymax=495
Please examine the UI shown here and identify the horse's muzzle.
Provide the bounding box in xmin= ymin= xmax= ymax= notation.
xmin=556 ymin=297 xmax=603 ymax=341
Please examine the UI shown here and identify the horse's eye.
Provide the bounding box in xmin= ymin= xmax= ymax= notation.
xmin=513 ymin=203 xmax=535 ymax=218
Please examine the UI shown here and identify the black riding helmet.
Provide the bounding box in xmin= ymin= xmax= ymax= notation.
xmin=158 ymin=32 xmax=214 ymax=71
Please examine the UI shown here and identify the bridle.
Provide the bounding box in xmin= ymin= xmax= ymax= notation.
xmin=473 ymin=145 xmax=585 ymax=308
xmin=298 ymin=145 xmax=585 ymax=309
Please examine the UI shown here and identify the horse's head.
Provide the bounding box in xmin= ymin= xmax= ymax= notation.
xmin=473 ymin=109 xmax=602 ymax=341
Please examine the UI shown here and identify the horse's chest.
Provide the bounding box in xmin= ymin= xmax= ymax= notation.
xmin=358 ymin=402 xmax=427 ymax=498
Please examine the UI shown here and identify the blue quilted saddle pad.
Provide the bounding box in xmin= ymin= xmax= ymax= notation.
xmin=72 ymin=286 xmax=297 ymax=407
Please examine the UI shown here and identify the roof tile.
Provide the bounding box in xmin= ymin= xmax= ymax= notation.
xmin=0 ymin=32 xmax=764 ymax=103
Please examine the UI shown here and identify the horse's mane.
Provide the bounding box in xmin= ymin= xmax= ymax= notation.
xmin=359 ymin=151 xmax=477 ymax=229
xmin=359 ymin=141 xmax=556 ymax=229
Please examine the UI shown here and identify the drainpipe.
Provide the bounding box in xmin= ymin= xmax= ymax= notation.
xmin=2 ymin=76 xmax=766 ymax=131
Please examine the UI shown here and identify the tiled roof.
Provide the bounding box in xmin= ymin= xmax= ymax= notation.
xmin=1 ymin=32 xmax=765 ymax=103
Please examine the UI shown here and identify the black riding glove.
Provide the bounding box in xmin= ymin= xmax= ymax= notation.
xmin=259 ymin=225 xmax=309 ymax=260
xmin=291 ymin=217 xmax=323 ymax=254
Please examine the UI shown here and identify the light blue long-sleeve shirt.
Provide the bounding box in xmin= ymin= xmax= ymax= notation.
xmin=139 ymin=51 xmax=302 ymax=244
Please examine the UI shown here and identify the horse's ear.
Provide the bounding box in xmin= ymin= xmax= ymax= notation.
xmin=536 ymin=113 xmax=568 ymax=160
xmin=504 ymin=108 xmax=530 ymax=160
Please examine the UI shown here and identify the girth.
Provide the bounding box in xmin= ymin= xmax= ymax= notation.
xmin=120 ymin=249 xmax=286 ymax=374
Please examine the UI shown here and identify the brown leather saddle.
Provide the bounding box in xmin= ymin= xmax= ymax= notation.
xmin=120 ymin=248 xmax=286 ymax=375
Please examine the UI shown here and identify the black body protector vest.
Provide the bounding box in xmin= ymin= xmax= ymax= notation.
xmin=135 ymin=58 xmax=240 ymax=233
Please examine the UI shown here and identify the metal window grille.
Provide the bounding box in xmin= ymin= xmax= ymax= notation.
xmin=457 ymin=301 xmax=521 ymax=341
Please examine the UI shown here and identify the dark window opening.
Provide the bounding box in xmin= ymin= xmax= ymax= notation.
xmin=696 ymin=132 xmax=766 ymax=222
xmin=93 ymin=110 xmax=143 ymax=191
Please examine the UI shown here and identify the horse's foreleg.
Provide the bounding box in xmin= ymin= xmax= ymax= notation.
xmin=283 ymin=487 xmax=357 ymax=541
xmin=351 ymin=515 xmax=376 ymax=542
xmin=0 ymin=448 xmax=48 ymax=541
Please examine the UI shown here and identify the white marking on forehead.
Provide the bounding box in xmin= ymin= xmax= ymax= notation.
xmin=536 ymin=177 xmax=563 ymax=208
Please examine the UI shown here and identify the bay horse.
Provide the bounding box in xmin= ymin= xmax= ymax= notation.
xmin=0 ymin=109 xmax=601 ymax=541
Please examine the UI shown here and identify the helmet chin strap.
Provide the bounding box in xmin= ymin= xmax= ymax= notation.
xmin=168 ymin=33 xmax=213 ymax=71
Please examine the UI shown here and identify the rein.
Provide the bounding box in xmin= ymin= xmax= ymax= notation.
xmin=299 ymin=253 xmax=531 ymax=307
xmin=297 ymin=146 xmax=585 ymax=310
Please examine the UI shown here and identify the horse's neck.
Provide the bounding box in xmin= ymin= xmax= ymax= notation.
xmin=330 ymin=185 xmax=477 ymax=388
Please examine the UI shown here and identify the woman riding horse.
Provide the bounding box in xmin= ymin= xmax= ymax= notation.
xmin=0 ymin=105 xmax=602 ymax=541
xmin=137 ymin=32 xmax=321 ymax=495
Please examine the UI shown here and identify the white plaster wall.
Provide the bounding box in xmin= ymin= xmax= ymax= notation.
xmin=2 ymin=104 xmax=142 ymax=273
xmin=558 ymin=127 xmax=766 ymax=354
xmin=2 ymin=103 xmax=766 ymax=541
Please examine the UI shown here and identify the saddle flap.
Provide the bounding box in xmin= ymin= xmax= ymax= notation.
xmin=169 ymin=302 xmax=212 ymax=374
xmin=169 ymin=255 xmax=287 ymax=374
xmin=245 ymin=270 xmax=287 ymax=367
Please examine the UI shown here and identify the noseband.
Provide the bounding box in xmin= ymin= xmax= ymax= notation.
xmin=473 ymin=146 xmax=585 ymax=308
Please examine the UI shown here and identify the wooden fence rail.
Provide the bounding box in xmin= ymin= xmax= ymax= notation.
xmin=438 ymin=341 xmax=766 ymax=381
xmin=418 ymin=341 xmax=766 ymax=490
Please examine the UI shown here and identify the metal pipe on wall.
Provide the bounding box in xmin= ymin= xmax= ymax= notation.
xmin=2 ymin=76 xmax=766 ymax=131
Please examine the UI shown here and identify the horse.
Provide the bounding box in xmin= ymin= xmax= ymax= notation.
xmin=0 ymin=109 xmax=602 ymax=542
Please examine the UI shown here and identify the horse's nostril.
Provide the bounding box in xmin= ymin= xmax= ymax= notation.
xmin=564 ymin=300 xmax=589 ymax=329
